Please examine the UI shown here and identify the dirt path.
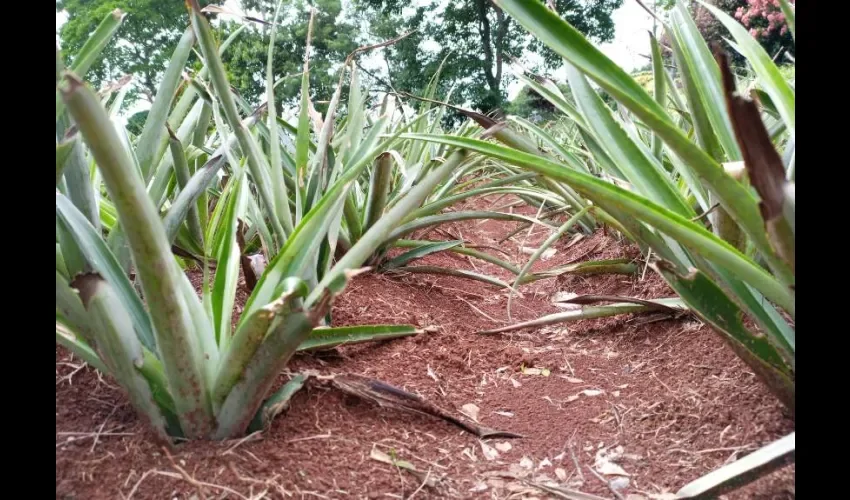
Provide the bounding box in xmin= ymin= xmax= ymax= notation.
xmin=56 ymin=199 xmax=794 ymax=499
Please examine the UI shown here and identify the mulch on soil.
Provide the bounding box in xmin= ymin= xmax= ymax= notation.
xmin=56 ymin=198 xmax=794 ymax=499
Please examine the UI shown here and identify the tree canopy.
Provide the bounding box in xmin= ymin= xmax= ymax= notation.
xmin=58 ymin=0 xmax=794 ymax=117
xmin=57 ymin=0 xmax=212 ymax=100
xmin=56 ymin=0 xmax=358 ymax=110
xmin=354 ymin=0 xmax=623 ymax=114
xmin=221 ymin=0 xmax=361 ymax=110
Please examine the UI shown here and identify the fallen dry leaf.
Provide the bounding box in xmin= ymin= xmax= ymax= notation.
xmin=370 ymin=447 xmax=415 ymax=470
xmin=505 ymin=481 xmax=530 ymax=493
xmin=369 ymin=446 xmax=439 ymax=488
xmin=495 ymin=442 xmax=513 ymax=453
xmin=555 ymin=467 xmax=567 ymax=481
xmin=480 ymin=441 xmax=499 ymax=460
xmin=521 ymin=246 xmax=557 ymax=260
xmin=486 ymin=478 xmax=506 ymax=488
xmin=594 ymin=446 xmax=630 ymax=477
xmin=427 ymin=365 xmax=439 ymax=382
xmin=552 ymin=291 xmax=581 ymax=310
xmin=597 ymin=461 xmax=629 ymax=476
xmin=461 ymin=403 xmax=481 ymax=422
xmin=552 ymin=291 xmax=579 ymax=302
xmin=469 ymin=482 xmax=488 ymax=493
xmin=610 ymin=476 xmax=630 ymax=490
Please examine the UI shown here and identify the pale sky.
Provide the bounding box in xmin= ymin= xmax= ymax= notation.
xmin=599 ymin=1 xmax=655 ymax=72
xmin=56 ymin=1 xmax=654 ymax=117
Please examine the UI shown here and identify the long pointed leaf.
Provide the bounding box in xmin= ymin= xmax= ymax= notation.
xmin=213 ymin=305 xmax=321 ymax=439
xmin=56 ymin=270 xmax=96 ymax=347
xmin=211 ymin=173 xmax=248 ymax=349
xmin=362 ymin=152 xmax=395 ymax=234
xmin=480 ymin=298 xmax=686 ymax=335
xmin=137 ymin=27 xmax=196 ymax=181
xmin=189 ymin=1 xmax=286 ymax=248
xmin=777 ymin=0 xmax=795 ymax=41
xmin=211 ymin=278 xmax=307 ymax=412
xmin=247 ymin=373 xmax=308 ymax=433
xmin=655 ymin=262 xmax=794 ymax=410
xmin=60 ymin=74 xmax=215 ymax=438
xmin=56 ymin=9 xmax=125 ymax=122
xmin=675 ymin=432 xmax=794 ymax=499
xmin=389 ymin=265 xmax=512 ymax=290
xmin=265 ymin=0 xmax=295 ymax=236
xmin=403 ymin=134 xmax=793 ymax=316
xmin=393 ymin=239 xmax=521 ymax=275
xmin=700 ymin=2 xmax=795 ymax=135
xmin=56 ymin=321 xmax=108 ymax=374
xmin=168 ymin=129 xmax=204 ymax=247
xmin=385 ymin=210 xmax=552 ymax=244
xmin=494 ymin=0 xmax=794 ymax=288
xmin=63 ymin=135 xmax=101 ymax=232
xmin=71 ymin=274 xmax=170 ymax=442
xmin=669 ymin=1 xmax=742 ymax=159
xmin=298 ymin=324 xmax=421 ymax=352
xmin=565 ymin=64 xmax=692 ymax=216
xmin=308 ymin=151 xmax=470 ymax=307
xmin=56 ymin=137 xmax=76 ymax=185
xmin=649 ymin=32 xmax=666 ymax=160
xmin=382 ymin=240 xmax=462 ymax=270
xmin=509 ymin=206 xmax=591 ymax=316
xmin=56 ymin=195 xmax=156 ymax=352
xmin=516 ymin=258 xmax=637 ymax=285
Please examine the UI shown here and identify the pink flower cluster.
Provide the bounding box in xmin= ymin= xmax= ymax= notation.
xmin=734 ymin=0 xmax=794 ymax=39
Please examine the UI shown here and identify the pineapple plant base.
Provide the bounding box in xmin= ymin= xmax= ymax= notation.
xmin=57 ymin=197 xmax=793 ymax=499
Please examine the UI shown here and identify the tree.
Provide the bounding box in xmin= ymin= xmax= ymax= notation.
xmin=221 ymin=0 xmax=362 ymax=111
xmin=506 ymin=86 xmax=559 ymax=123
xmin=355 ymin=0 xmax=622 ymax=114
xmin=57 ymin=0 xmax=212 ymax=102
xmin=125 ymin=109 xmax=148 ymax=136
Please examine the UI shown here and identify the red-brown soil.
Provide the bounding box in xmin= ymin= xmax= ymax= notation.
xmin=56 ymin=199 xmax=794 ymax=499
